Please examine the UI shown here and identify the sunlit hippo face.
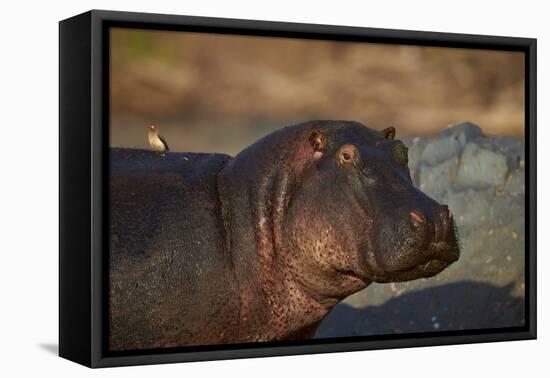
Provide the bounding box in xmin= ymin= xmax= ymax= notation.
xmin=284 ymin=121 xmax=460 ymax=298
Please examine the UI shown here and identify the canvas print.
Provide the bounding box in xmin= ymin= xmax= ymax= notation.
xmin=108 ymin=28 xmax=525 ymax=352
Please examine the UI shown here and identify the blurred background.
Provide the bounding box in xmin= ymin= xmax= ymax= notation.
xmin=110 ymin=28 xmax=526 ymax=335
xmin=110 ymin=28 xmax=525 ymax=154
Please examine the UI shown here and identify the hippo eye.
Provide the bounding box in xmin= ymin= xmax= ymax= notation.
xmin=338 ymin=145 xmax=357 ymax=164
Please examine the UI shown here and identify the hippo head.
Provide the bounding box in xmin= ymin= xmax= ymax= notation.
xmin=219 ymin=120 xmax=460 ymax=305
xmin=285 ymin=121 xmax=460 ymax=286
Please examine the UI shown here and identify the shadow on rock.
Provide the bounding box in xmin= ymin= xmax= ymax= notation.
xmin=315 ymin=280 xmax=524 ymax=338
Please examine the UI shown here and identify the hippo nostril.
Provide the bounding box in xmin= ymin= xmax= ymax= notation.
xmin=410 ymin=210 xmax=425 ymax=226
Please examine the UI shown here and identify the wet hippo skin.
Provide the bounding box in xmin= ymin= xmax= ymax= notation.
xmin=109 ymin=120 xmax=460 ymax=351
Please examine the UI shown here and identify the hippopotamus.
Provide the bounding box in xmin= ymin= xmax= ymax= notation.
xmin=109 ymin=120 xmax=460 ymax=351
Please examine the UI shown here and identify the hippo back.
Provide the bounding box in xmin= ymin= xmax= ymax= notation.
xmin=109 ymin=148 xmax=239 ymax=350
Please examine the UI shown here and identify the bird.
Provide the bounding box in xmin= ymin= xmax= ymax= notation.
xmin=147 ymin=124 xmax=169 ymax=152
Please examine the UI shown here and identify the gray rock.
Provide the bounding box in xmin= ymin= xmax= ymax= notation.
xmin=442 ymin=188 xmax=493 ymax=228
xmin=417 ymin=158 xmax=459 ymax=199
xmin=456 ymin=142 xmax=508 ymax=189
xmin=317 ymin=282 xmax=524 ymax=338
xmin=492 ymin=136 xmax=525 ymax=170
xmin=420 ymin=134 xmax=461 ymax=166
xmin=440 ymin=122 xmax=483 ymax=147
xmin=419 ymin=122 xmax=483 ymax=167
xmin=406 ymin=122 xmax=486 ymax=174
xmin=504 ymin=168 xmax=525 ymax=195
xmin=403 ymin=137 xmax=424 ymax=167
xmin=403 ymin=137 xmax=427 ymax=183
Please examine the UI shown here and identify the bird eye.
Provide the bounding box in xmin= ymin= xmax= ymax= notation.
xmin=342 ymin=152 xmax=351 ymax=161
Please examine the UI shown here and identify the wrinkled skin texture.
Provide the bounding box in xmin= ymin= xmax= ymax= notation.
xmin=109 ymin=120 xmax=460 ymax=351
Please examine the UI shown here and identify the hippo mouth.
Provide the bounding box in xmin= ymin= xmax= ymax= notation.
xmin=367 ymin=241 xmax=460 ymax=283
xmin=363 ymin=202 xmax=461 ymax=283
xmin=397 ymin=255 xmax=457 ymax=280
xmin=364 ymin=259 xmax=454 ymax=283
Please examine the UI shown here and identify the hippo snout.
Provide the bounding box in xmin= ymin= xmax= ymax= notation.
xmin=409 ymin=205 xmax=454 ymax=245
xmin=373 ymin=203 xmax=460 ymax=279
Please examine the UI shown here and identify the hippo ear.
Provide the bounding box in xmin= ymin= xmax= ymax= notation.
xmin=308 ymin=130 xmax=326 ymax=160
xmin=381 ymin=127 xmax=396 ymax=140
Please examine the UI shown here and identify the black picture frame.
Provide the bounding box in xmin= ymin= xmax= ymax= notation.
xmin=59 ymin=9 xmax=537 ymax=368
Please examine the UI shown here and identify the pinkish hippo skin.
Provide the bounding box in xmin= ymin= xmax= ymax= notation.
xmin=109 ymin=120 xmax=460 ymax=351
